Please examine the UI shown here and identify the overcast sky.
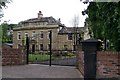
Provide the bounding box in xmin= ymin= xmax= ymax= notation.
xmin=2 ymin=0 xmax=88 ymax=27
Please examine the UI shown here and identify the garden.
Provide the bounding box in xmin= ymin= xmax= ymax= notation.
xmin=29 ymin=51 xmax=76 ymax=62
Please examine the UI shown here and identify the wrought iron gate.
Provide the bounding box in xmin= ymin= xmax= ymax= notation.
xmin=26 ymin=31 xmax=77 ymax=66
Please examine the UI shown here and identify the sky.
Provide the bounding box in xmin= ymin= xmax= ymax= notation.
xmin=1 ymin=0 xmax=88 ymax=27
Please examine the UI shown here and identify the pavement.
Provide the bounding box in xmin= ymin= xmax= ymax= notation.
xmin=2 ymin=64 xmax=83 ymax=78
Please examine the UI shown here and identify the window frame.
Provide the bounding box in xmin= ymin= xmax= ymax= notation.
xmin=25 ymin=32 xmax=28 ymax=38
xmin=68 ymin=33 xmax=72 ymax=40
xmin=40 ymin=44 xmax=43 ymax=50
xmin=17 ymin=32 xmax=21 ymax=40
xmin=40 ymin=31 xmax=44 ymax=39
xmin=47 ymin=31 xmax=51 ymax=39
xmin=32 ymin=31 xmax=35 ymax=40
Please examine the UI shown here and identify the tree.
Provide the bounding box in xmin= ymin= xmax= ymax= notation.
xmin=0 ymin=22 xmax=16 ymax=43
xmin=81 ymin=1 xmax=120 ymax=51
xmin=71 ymin=15 xmax=79 ymax=27
xmin=0 ymin=0 xmax=11 ymax=18
xmin=0 ymin=0 xmax=11 ymax=43
xmin=71 ymin=15 xmax=80 ymax=50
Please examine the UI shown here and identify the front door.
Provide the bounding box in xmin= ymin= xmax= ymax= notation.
xmin=32 ymin=44 xmax=35 ymax=53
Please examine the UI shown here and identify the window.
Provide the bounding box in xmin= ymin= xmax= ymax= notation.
xmin=32 ymin=31 xmax=35 ymax=39
xmin=64 ymin=45 xmax=68 ymax=50
xmin=17 ymin=44 xmax=21 ymax=49
xmin=25 ymin=32 xmax=28 ymax=37
xmin=32 ymin=44 xmax=35 ymax=53
xmin=48 ymin=44 xmax=50 ymax=50
xmin=68 ymin=33 xmax=72 ymax=40
xmin=40 ymin=44 xmax=43 ymax=50
xmin=17 ymin=32 xmax=21 ymax=40
xmin=40 ymin=31 xmax=43 ymax=39
xmin=36 ymin=45 xmax=38 ymax=50
xmin=47 ymin=31 xmax=51 ymax=39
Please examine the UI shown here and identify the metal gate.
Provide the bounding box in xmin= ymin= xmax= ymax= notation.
xmin=28 ymin=50 xmax=77 ymax=66
xmin=26 ymin=31 xmax=77 ymax=66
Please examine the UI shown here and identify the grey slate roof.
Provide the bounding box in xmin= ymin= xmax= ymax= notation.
xmin=19 ymin=16 xmax=62 ymax=25
xmin=58 ymin=27 xmax=84 ymax=34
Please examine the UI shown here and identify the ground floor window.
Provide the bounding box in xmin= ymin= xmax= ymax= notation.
xmin=40 ymin=44 xmax=43 ymax=50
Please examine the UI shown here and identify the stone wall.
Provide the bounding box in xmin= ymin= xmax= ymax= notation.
xmin=77 ymin=51 xmax=120 ymax=78
xmin=2 ymin=47 xmax=26 ymax=66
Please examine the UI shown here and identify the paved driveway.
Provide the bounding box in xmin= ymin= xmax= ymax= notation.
xmin=2 ymin=64 xmax=83 ymax=78
xmin=30 ymin=58 xmax=77 ymax=66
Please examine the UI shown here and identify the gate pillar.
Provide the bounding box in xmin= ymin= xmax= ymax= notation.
xmin=81 ymin=39 xmax=99 ymax=80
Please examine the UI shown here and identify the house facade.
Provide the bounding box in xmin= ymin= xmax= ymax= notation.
xmin=13 ymin=11 xmax=84 ymax=52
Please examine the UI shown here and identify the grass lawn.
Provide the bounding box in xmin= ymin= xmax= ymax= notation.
xmin=29 ymin=54 xmax=52 ymax=62
xmin=29 ymin=53 xmax=76 ymax=62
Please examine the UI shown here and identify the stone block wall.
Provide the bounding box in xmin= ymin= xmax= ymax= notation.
xmin=2 ymin=47 xmax=26 ymax=66
xmin=77 ymin=51 xmax=120 ymax=78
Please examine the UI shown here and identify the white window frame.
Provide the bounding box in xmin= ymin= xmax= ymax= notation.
xmin=17 ymin=44 xmax=20 ymax=49
xmin=40 ymin=31 xmax=43 ymax=39
xmin=32 ymin=31 xmax=35 ymax=40
xmin=17 ymin=32 xmax=21 ymax=40
xmin=47 ymin=44 xmax=50 ymax=50
xmin=40 ymin=44 xmax=43 ymax=50
xmin=25 ymin=32 xmax=28 ymax=37
xmin=47 ymin=31 xmax=51 ymax=39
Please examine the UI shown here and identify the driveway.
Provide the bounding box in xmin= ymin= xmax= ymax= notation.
xmin=29 ymin=58 xmax=77 ymax=66
xmin=2 ymin=64 xmax=83 ymax=78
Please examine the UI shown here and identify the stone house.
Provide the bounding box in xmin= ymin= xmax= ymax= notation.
xmin=13 ymin=11 xmax=85 ymax=52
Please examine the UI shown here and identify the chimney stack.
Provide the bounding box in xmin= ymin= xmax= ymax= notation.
xmin=38 ymin=11 xmax=43 ymax=19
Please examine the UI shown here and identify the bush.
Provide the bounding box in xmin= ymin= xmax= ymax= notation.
xmin=52 ymin=51 xmax=61 ymax=57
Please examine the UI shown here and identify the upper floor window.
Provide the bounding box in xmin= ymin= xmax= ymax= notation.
xmin=32 ymin=31 xmax=35 ymax=39
xmin=40 ymin=31 xmax=43 ymax=39
xmin=47 ymin=31 xmax=51 ymax=39
xmin=25 ymin=32 xmax=28 ymax=37
xmin=17 ymin=32 xmax=21 ymax=40
xmin=68 ymin=33 xmax=72 ymax=40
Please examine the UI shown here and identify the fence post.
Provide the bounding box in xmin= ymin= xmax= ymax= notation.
xmin=81 ymin=39 xmax=99 ymax=80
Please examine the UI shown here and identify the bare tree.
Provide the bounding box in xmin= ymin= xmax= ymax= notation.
xmin=71 ymin=14 xmax=80 ymax=51
xmin=72 ymin=14 xmax=79 ymax=27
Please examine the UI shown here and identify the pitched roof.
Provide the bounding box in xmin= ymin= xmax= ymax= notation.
xmin=67 ymin=27 xmax=84 ymax=33
xmin=58 ymin=27 xmax=68 ymax=34
xmin=58 ymin=27 xmax=84 ymax=34
xmin=19 ymin=16 xmax=61 ymax=25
